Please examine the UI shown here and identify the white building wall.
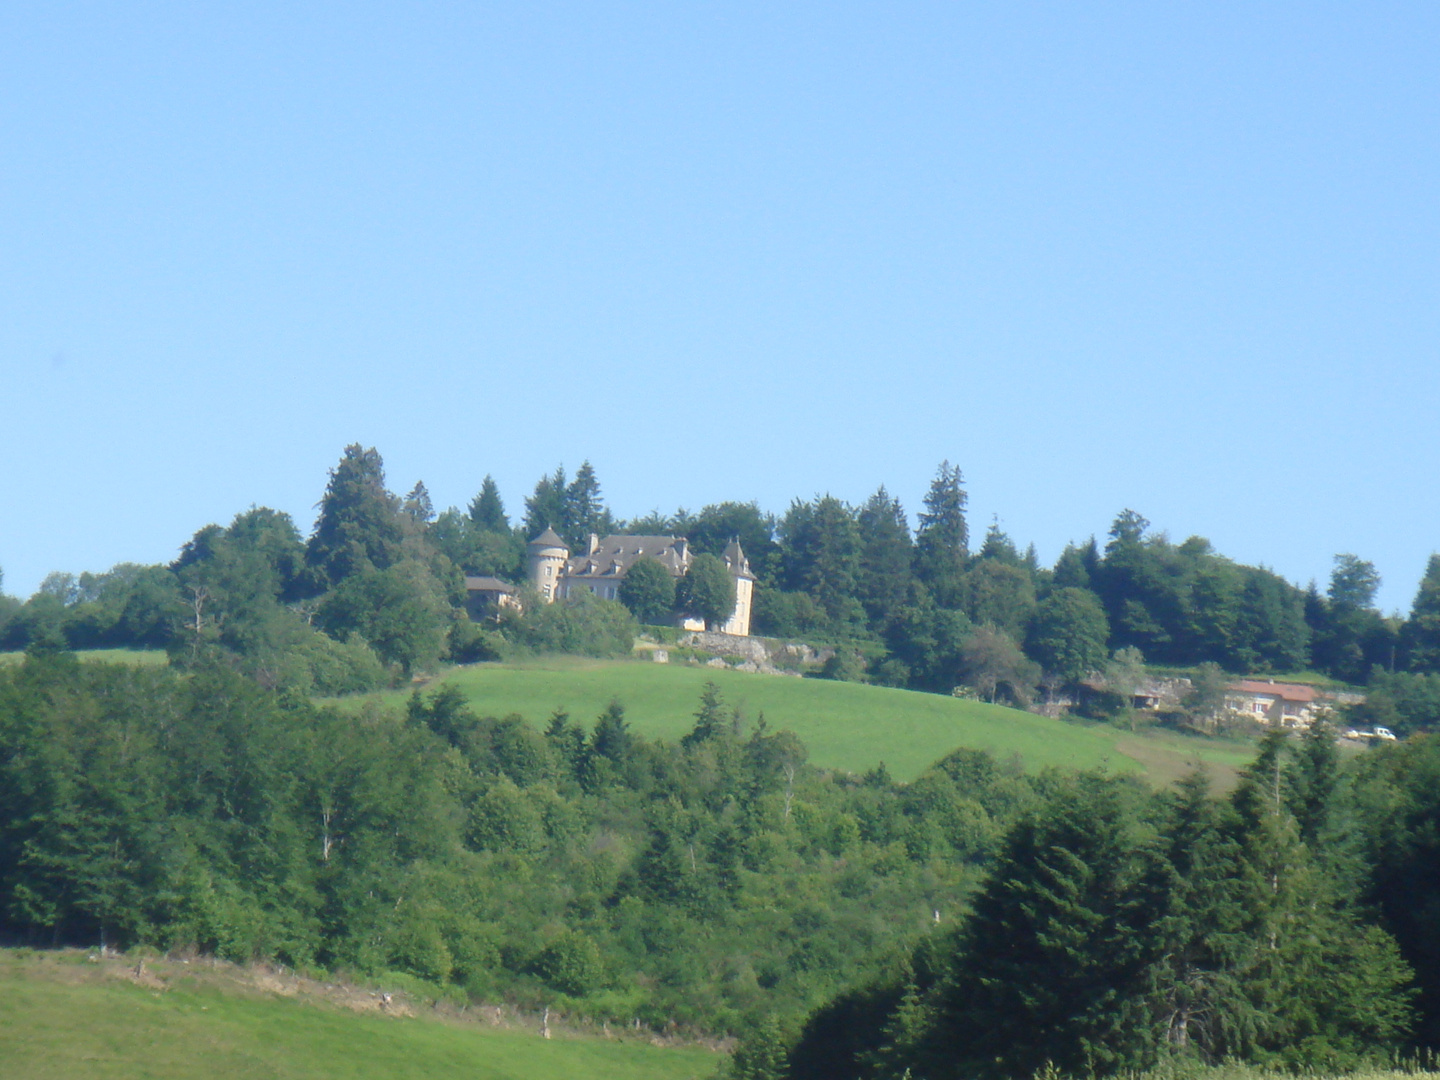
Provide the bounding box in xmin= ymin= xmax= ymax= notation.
xmin=719 ymin=575 xmax=753 ymax=637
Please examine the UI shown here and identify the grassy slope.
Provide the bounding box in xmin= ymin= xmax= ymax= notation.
xmin=408 ymin=658 xmax=1253 ymax=785
xmin=0 ymin=951 xmax=717 ymax=1080
xmin=0 ymin=648 xmax=169 ymax=667
xmin=0 ymin=649 xmax=1254 ymax=785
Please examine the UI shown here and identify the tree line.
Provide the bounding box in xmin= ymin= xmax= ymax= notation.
xmin=774 ymin=725 xmax=1440 ymax=1078
xmin=3 ymin=448 xmax=1440 ymax=721
xmin=6 ymin=651 xmax=1440 ymax=1075
xmin=0 ymin=654 xmax=1025 ymax=1033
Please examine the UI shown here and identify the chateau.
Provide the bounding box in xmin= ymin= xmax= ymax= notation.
xmin=526 ymin=527 xmax=756 ymax=636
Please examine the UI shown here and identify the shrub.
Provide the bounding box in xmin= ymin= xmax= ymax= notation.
xmin=536 ymin=929 xmax=606 ymax=996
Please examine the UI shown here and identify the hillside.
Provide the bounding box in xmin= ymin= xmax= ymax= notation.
xmin=0 ymin=648 xmax=1258 ymax=785
xmin=0 ymin=949 xmax=718 ymax=1080
xmin=396 ymin=658 xmax=1255 ymax=786
xmin=0 ymin=648 xmax=168 ymax=667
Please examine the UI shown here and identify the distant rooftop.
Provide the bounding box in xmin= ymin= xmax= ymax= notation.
xmin=528 ymin=527 xmax=566 ymax=549
xmin=1229 ymin=679 xmax=1319 ymax=703
xmin=465 ymin=576 xmax=516 ymax=593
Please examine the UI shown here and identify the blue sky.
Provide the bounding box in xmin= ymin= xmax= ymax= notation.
xmin=2 ymin=2 xmax=1437 ymax=613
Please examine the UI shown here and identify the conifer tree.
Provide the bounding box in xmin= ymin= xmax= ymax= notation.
xmin=1052 ymin=542 xmax=1095 ymax=590
xmin=1145 ymin=770 xmax=1251 ymax=1059
xmin=856 ymin=486 xmax=914 ymax=626
xmin=1224 ymin=734 xmax=1415 ymax=1066
xmin=779 ymin=496 xmax=864 ymax=629
xmin=931 ymin=774 xmax=1165 ymax=1079
xmin=402 ymin=481 xmax=434 ymax=524
xmin=588 ymin=700 xmax=631 ymax=766
xmin=467 ymin=475 xmax=509 ymax=533
xmin=1351 ymin=733 xmax=1440 ymax=1045
xmin=729 ymin=1015 xmax=789 ymax=1080
xmin=1403 ymin=553 xmax=1440 ymax=673
xmin=864 ymin=958 xmax=943 ymax=1080
xmin=1287 ymin=719 xmax=1341 ymax=848
xmin=565 ymin=461 xmax=613 ymax=545
xmin=523 ymin=466 xmax=569 ymax=542
xmin=915 ymin=461 xmax=969 ymax=607
xmin=1232 ymin=569 xmax=1311 ymax=674
xmin=306 ymin=444 xmax=408 ymax=584
xmin=682 ymin=681 xmax=727 ymax=748
xmin=977 ymin=519 xmax=1022 ymax=565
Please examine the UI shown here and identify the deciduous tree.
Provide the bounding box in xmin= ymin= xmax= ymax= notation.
xmin=1025 ymin=587 xmax=1109 ymax=683
xmin=960 ymin=626 xmax=1039 ymax=705
xmin=316 ymin=560 xmax=450 ymax=674
xmin=964 ymin=560 xmax=1036 ymax=642
xmin=677 ymin=554 xmax=736 ymax=631
xmin=618 ymin=556 xmax=675 ymax=624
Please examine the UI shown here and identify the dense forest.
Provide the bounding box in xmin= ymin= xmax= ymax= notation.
xmin=3 ymin=445 xmax=1440 ymax=731
xmin=786 ymin=726 xmax=1440 ymax=1078
xmin=5 ymin=445 xmax=1440 ymax=1075
xmin=4 ymin=655 xmax=1440 ymax=1076
xmin=0 ymin=656 xmax=1016 ymax=1032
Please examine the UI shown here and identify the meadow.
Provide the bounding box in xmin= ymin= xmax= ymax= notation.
xmin=0 ymin=949 xmax=719 ymax=1080
xmin=0 ymin=647 xmax=1257 ymax=785
xmin=5 ymin=948 xmax=1433 ymax=1080
xmin=0 ymin=648 xmax=168 ymax=667
xmin=388 ymin=657 xmax=1255 ymax=785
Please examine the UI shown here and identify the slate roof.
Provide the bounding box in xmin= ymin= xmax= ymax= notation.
xmin=528 ymin=527 xmax=567 ymax=550
xmin=723 ymin=539 xmax=757 ymax=580
xmin=566 ymin=535 xmax=690 ymax=579
xmin=465 ymin=576 xmax=517 ymax=593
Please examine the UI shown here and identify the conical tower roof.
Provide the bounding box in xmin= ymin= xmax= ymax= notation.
xmin=528 ymin=526 xmax=568 ymax=551
xmin=723 ymin=537 xmax=756 ymax=579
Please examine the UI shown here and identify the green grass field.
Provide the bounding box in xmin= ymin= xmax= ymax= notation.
xmin=0 ymin=648 xmax=1255 ymax=789
xmin=0 ymin=648 xmax=1255 ymax=786
xmin=382 ymin=658 xmax=1254 ymax=785
xmin=0 ymin=950 xmax=718 ymax=1080
xmin=0 ymin=648 xmax=169 ymax=667
xmin=7 ymin=951 xmax=1433 ymax=1080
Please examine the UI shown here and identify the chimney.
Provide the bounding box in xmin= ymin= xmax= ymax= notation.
xmin=588 ymin=533 xmax=600 ymax=556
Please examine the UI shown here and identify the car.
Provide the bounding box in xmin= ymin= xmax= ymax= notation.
xmin=1373 ymin=726 xmax=1398 ymax=741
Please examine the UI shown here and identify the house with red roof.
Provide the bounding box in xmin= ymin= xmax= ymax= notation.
xmin=1225 ymin=679 xmax=1325 ymax=727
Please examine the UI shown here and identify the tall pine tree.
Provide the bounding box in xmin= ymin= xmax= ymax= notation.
xmin=306 ymin=445 xmax=408 ymax=585
xmin=856 ymin=486 xmax=914 ymax=628
xmin=915 ymin=461 xmax=969 ymax=608
xmin=467 ymin=475 xmax=509 ymax=533
xmin=927 ymin=774 xmax=1165 ymax=1079
xmin=1403 ymin=554 xmax=1440 ymax=674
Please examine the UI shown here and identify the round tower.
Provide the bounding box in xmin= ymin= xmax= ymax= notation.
xmin=527 ymin=527 xmax=570 ymax=602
